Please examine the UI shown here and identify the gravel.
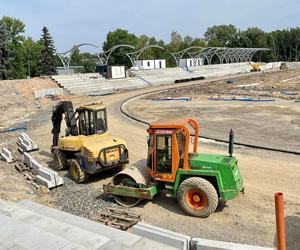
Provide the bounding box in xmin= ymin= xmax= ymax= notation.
xmin=51 ymin=176 xmax=120 ymax=219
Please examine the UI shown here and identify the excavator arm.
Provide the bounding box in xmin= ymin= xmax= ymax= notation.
xmin=51 ymin=101 xmax=78 ymax=149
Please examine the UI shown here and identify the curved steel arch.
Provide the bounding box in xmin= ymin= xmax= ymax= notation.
xmin=126 ymin=45 xmax=164 ymax=67
xmin=57 ymin=43 xmax=99 ymax=74
xmin=97 ymin=44 xmax=135 ymax=66
xmin=188 ymin=47 xmax=224 ymax=65
xmin=170 ymin=46 xmax=203 ymax=67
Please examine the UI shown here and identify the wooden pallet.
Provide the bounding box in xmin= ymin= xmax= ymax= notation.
xmin=93 ymin=208 xmax=142 ymax=231
xmin=13 ymin=160 xmax=39 ymax=189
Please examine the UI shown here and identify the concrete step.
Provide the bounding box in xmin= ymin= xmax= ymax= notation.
xmin=62 ymin=84 xmax=113 ymax=91
xmin=17 ymin=200 xmax=176 ymax=249
xmin=0 ymin=199 xmax=110 ymax=249
xmin=0 ymin=213 xmax=75 ymax=250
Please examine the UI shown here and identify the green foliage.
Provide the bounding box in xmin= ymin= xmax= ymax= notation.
xmin=205 ymin=24 xmax=237 ymax=46
xmin=70 ymin=49 xmax=97 ymax=73
xmin=3 ymin=14 xmax=300 ymax=80
xmin=39 ymin=26 xmax=57 ymax=75
xmin=103 ymin=29 xmax=139 ymax=68
xmin=1 ymin=16 xmax=26 ymax=79
xmin=23 ymin=37 xmax=42 ymax=77
xmin=0 ymin=21 xmax=13 ymax=79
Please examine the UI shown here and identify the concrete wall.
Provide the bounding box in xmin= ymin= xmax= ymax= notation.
xmin=179 ymin=58 xmax=204 ymax=67
xmin=109 ymin=65 xmax=126 ymax=79
xmin=137 ymin=59 xmax=166 ymax=69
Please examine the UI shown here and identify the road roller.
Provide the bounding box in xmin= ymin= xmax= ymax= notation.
xmin=103 ymin=118 xmax=244 ymax=218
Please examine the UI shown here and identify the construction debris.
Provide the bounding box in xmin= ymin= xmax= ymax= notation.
xmin=93 ymin=208 xmax=142 ymax=231
xmin=18 ymin=132 xmax=38 ymax=152
xmin=236 ymin=83 xmax=260 ymax=88
xmin=13 ymin=159 xmax=39 ymax=189
xmin=0 ymin=148 xmax=13 ymax=163
xmin=0 ymin=126 xmax=27 ymax=134
xmin=23 ymin=152 xmax=64 ymax=189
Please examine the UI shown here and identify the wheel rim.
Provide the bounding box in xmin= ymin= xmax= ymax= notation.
xmin=185 ymin=188 xmax=207 ymax=210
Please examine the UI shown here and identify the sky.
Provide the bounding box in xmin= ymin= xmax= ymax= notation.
xmin=1 ymin=0 xmax=300 ymax=52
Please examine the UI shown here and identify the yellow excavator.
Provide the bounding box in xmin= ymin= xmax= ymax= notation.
xmin=51 ymin=101 xmax=128 ymax=183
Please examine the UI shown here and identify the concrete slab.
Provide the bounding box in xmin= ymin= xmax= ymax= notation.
xmin=0 ymin=199 xmax=110 ymax=249
xmin=0 ymin=237 xmax=16 ymax=249
xmin=132 ymin=222 xmax=191 ymax=250
xmin=17 ymin=200 xmax=176 ymax=249
xmin=0 ymin=213 xmax=70 ymax=250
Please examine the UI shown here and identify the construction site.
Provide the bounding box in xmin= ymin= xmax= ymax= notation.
xmin=0 ymin=57 xmax=299 ymax=249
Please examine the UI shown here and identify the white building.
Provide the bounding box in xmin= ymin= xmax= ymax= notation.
xmin=179 ymin=58 xmax=204 ymax=67
xmin=135 ymin=59 xmax=166 ymax=70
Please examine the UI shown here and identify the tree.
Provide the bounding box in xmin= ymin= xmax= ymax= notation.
xmin=23 ymin=37 xmax=42 ymax=77
xmin=39 ymin=26 xmax=57 ymax=75
xmin=0 ymin=21 xmax=13 ymax=79
xmin=102 ymin=29 xmax=139 ymax=68
xmin=204 ymin=24 xmax=237 ymax=46
xmin=0 ymin=16 xmax=26 ymax=78
xmin=170 ymin=31 xmax=183 ymax=50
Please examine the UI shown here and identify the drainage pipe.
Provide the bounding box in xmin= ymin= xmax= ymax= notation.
xmin=275 ymin=192 xmax=286 ymax=250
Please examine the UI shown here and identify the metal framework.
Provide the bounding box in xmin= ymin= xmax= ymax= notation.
xmin=97 ymin=44 xmax=135 ymax=66
xmin=57 ymin=43 xmax=99 ymax=74
xmin=170 ymin=46 xmax=202 ymax=67
xmin=186 ymin=47 xmax=269 ymax=66
xmin=125 ymin=45 xmax=165 ymax=67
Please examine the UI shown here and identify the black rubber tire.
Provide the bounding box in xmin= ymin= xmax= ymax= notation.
xmin=177 ymin=177 xmax=218 ymax=218
xmin=216 ymin=198 xmax=227 ymax=212
xmin=53 ymin=149 xmax=67 ymax=170
xmin=70 ymin=159 xmax=89 ymax=183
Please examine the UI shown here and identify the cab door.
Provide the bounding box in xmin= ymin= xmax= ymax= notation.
xmin=153 ymin=130 xmax=179 ymax=182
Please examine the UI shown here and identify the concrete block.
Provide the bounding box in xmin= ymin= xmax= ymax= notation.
xmin=1 ymin=148 xmax=13 ymax=163
xmin=191 ymin=238 xmax=274 ymax=250
xmin=44 ymin=167 xmax=64 ymax=186
xmin=23 ymin=152 xmax=32 ymax=168
xmin=37 ymin=167 xmax=56 ymax=186
xmin=132 ymin=222 xmax=191 ymax=250
xmin=35 ymin=175 xmax=55 ymax=189
xmin=30 ymin=158 xmax=42 ymax=174
xmin=18 ymin=132 xmax=38 ymax=152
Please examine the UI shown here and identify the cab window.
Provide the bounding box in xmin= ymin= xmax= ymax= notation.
xmin=156 ymin=135 xmax=172 ymax=173
xmin=95 ymin=110 xmax=107 ymax=134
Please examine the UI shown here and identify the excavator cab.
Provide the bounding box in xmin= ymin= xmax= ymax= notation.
xmin=77 ymin=104 xmax=107 ymax=136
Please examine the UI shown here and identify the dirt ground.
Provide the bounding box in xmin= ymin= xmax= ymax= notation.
xmin=0 ymin=72 xmax=299 ymax=249
xmin=126 ymin=69 xmax=300 ymax=151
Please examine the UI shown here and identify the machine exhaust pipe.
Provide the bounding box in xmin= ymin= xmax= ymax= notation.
xmin=275 ymin=192 xmax=286 ymax=250
xmin=229 ymin=129 xmax=234 ymax=157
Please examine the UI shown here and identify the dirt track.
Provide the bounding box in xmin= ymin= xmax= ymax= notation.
xmin=0 ymin=72 xmax=300 ymax=249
